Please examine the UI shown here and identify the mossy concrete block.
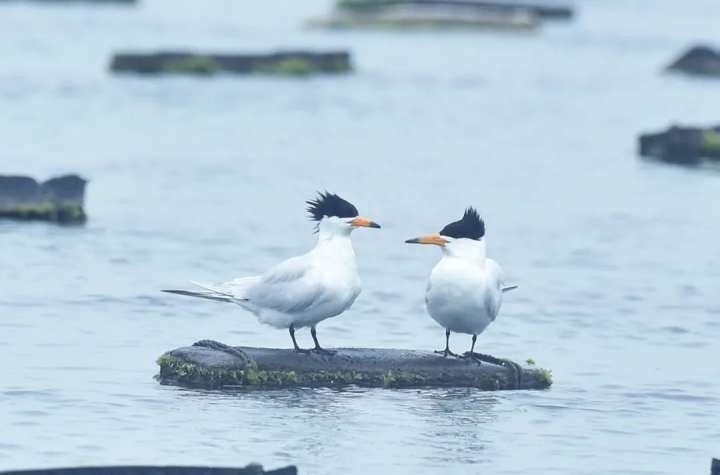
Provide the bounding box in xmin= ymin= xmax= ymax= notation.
xmin=0 ymin=0 xmax=135 ymax=3
xmin=638 ymin=124 xmax=720 ymax=165
xmin=0 ymin=465 xmax=296 ymax=475
xmin=110 ymin=51 xmax=352 ymax=77
xmin=0 ymin=174 xmax=87 ymax=223
xmin=310 ymin=4 xmax=539 ymax=30
xmin=156 ymin=340 xmax=552 ymax=391
xmin=336 ymin=0 xmax=573 ymax=20
xmin=666 ymin=45 xmax=720 ymax=78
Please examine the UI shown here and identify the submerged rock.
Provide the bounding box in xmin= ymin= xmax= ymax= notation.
xmin=0 ymin=0 xmax=135 ymax=3
xmin=638 ymin=124 xmax=720 ymax=165
xmin=156 ymin=340 xmax=552 ymax=391
xmin=310 ymin=4 xmax=537 ymax=30
xmin=666 ymin=45 xmax=720 ymax=78
xmin=336 ymin=0 xmax=573 ymax=20
xmin=0 ymin=174 xmax=87 ymax=223
xmin=110 ymin=51 xmax=352 ymax=77
xmin=712 ymin=458 xmax=719 ymax=475
xmin=0 ymin=465 xmax=296 ymax=475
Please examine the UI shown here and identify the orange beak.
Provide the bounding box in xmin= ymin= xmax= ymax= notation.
xmin=405 ymin=234 xmax=448 ymax=246
xmin=350 ymin=216 xmax=381 ymax=229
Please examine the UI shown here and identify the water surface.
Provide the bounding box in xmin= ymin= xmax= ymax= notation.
xmin=1 ymin=0 xmax=720 ymax=473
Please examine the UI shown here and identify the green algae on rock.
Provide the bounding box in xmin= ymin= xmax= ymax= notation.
xmin=156 ymin=340 xmax=553 ymax=391
xmin=0 ymin=175 xmax=87 ymax=224
xmin=638 ymin=124 xmax=720 ymax=165
xmin=110 ymin=51 xmax=352 ymax=77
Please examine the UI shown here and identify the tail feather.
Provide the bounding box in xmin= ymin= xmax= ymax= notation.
xmin=162 ymin=289 xmax=232 ymax=302
xmin=502 ymin=284 xmax=519 ymax=293
xmin=190 ymin=280 xmax=235 ymax=298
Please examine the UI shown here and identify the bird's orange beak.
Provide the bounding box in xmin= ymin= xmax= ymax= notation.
xmin=350 ymin=216 xmax=381 ymax=229
xmin=405 ymin=234 xmax=448 ymax=246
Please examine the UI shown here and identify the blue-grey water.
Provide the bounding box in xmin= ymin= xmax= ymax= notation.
xmin=2 ymin=0 xmax=720 ymax=473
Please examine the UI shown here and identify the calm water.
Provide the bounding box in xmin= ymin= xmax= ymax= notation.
xmin=1 ymin=0 xmax=720 ymax=473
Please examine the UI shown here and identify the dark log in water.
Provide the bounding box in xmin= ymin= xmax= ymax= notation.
xmin=638 ymin=124 xmax=720 ymax=165
xmin=336 ymin=0 xmax=573 ymax=20
xmin=0 ymin=465 xmax=296 ymax=475
xmin=156 ymin=340 xmax=552 ymax=391
xmin=110 ymin=51 xmax=352 ymax=76
xmin=666 ymin=45 xmax=720 ymax=78
xmin=0 ymin=175 xmax=87 ymax=223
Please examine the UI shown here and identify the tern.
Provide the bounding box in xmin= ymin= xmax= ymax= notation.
xmin=405 ymin=208 xmax=517 ymax=362
xmin=163 ymin=192 xmax=380 ymax=353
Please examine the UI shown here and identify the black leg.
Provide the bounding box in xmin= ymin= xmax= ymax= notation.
xmin=310 ymin=326 xmax=336 ymax=355
xmin=462 ymin=334 xmax=498 ymax=363
xmin=434 ymin=329 xmax=457 ymax=357
xmin=289 ymin=324 xmax=309 ymax=353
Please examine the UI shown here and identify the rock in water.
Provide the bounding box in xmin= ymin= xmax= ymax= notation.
xmin=335 ymin=0 xmax=574 ymax=20
xmin=0 ymin=0 xmax=135 ymax=3
xmin=712 ymin=458 xmax=720 ymax=475
xmin=638 ymin=124 xmax=720 ymax=164
xmin=0 ymin=465 xmax=296 ymax=475
xmin=309 ymin=4 xmax=539 ymax=30
xmin=666 ymin=45 xmax=720 ymax=77
xmin=156 ymin=340 xmax=553 ymax=391
xmin=0 ymin=174 xmax=87 ymax=223
xmin=110 ymin=51 xmax=352 ymax=77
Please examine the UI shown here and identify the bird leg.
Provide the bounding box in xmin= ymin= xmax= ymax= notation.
xmin=289 ymin=324 xmax=309 ymax=353
xmin=434 ymin=329 xmax=458 ymax=357
xmin=461 ymin=335 xmax=522 ymax=387
xmin=310 ymin=326 xmax=336 ymax=355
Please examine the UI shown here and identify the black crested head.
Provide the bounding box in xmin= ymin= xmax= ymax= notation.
xmin=306 ymin=191 xmax=359 ymax=222
xmin=440 ymin=207 xmax=485 ymax=240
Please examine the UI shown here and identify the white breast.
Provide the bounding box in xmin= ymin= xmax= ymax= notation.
xmin=425 ymin=256 xmax=503 ymax=335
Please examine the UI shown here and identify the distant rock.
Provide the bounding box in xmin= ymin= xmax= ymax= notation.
xmin=0 ymin=174 xmax=87 ymax=223
xmin=110 ymin=51 xmax=353 ymax=77
xmin=0 ymin=465 xmax=296 ymax=475
xmin=337 ymin=0 xmax=573 ymax=20
xmin=638 ymin=124 xmax=720 ymax=165
xmin=0 ymin=0 xmax=135 ymax=4
xmin=308 ymin=0 xmax=573 ymax=30
xmin=666 ymin=45 xmax=720 ymax=77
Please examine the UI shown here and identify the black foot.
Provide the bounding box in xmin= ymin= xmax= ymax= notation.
xmin=312 ymin=347 xmax=336 ymax=355
xmin=293 ymin=347 xmax=311 ymax=354
xmin=434 ymin=349 xmax=458 ymax=358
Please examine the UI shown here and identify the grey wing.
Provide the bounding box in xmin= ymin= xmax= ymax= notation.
xmin=244 ymin=254 xmax=326 ymax=314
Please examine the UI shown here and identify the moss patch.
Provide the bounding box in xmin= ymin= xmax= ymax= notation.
xmin=0 ymin=203 xmax=86 ymax=223
xmin=702 ymin=130 xmax=720 ymax=151
xmin=536 ymin=368 xmax=553 ymax=388
xmin=163 ymin=56 xmax=220 ymax=75
xmin=255 ymin=58 xmax=316 ymax=76
xmin=254 ymin=57 xmax=351 ymax=76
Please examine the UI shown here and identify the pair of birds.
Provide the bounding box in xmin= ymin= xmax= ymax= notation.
xmin=164 ymin=192 xmax=517 ymax=362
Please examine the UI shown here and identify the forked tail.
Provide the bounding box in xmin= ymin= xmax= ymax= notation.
xmin=161 ymin=289 xmax=233 ymax=302
xmin=163 ymin=281 xmax=238 ymax=303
